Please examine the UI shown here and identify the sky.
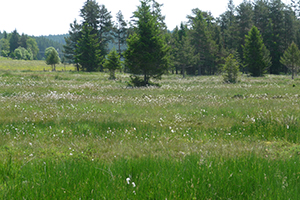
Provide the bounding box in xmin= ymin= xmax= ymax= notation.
xmin=0 ymin=0 xmax=275 ymax=36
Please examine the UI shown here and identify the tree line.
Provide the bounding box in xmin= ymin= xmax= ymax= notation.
xmin=2 ymin=0 xmax=300 ymax=83
xmin=62 ymin=0 xmax=300 ymax=84
xmin=0 ymin=30 xmax=65 ymax=60
xmin=0 ymin=30 xmax=39 ymax=60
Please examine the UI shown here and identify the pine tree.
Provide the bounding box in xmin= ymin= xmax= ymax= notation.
xmin=280 ymin=42 xmax=300 ymax=79
xmin=80 ymin=0 xmax=101 ymax=35
xmin=63 ymin=20 xmax=81 ymax=71
xmin=176 ymin=35 xmax=195 ymax=78
xmin=98 ymin=4 xmax=113 ymax=64
xmin=243 ymin=26 xmax=271 ymax=76
xmin=112 ymin=10 xmax=127 ymax=56
xmin=269 ymin=0 xmax=285 ymax=74
xmin=236 ymin=1 xmax=253 ymax=67
xmin=9 ymin=29 xmax=20 ymax=54
xmin=124 ymin=0 xmax=169 ymax=86
xmin=219 ymin=0 xmax=239 ymax=52
xmin=75 ymin=24 xmax=103 ymax=72
xmin=103 ymin=48 xmax=122 ymax=79
xmin=78 ymin=0 xmax=112 ymax=71
xmin=19 ymin=34 xmax=28 ymax=49
xmin=188 ymin=9 xmax=217 ymax=75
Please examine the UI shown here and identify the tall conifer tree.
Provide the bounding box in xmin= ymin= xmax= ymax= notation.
xmin=75 ymin=24 xmax=103 ymax=72
xmin=243 ymin=26 xmax=271 ymax=76
xmin=124 ymin=0 xmax=169 ymax=86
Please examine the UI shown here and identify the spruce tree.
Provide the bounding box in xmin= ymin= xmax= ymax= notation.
xmin=103 ymin=48 xmax=122 ymax=79
xmin=124 ymin=0 xmax=168 ymax=86
xmin=75 ymin=24 xmax=103 ymax=72
xmin=236 ymin=1 xmax=253 ymax=67
xmin=269 ymin=0 xmax=285 ymax=74
xmin=80 ymin=0 xmax=100 ymax=35
xmin=112 ymin=10 xmax=127 ymax=56
xmin=9 ymin=29 xmax=20 ymax=53
xmin=280 ymin=42 xmax=300 ymax=79
xmin=63 ymin=20 xmax=81 ymax=71
xmin=243 ymin=26 xmax=271 ymax=76
xmin=188 ymin=9 xmax=216 ymax=75
xmin=98 ymin=4 xmax=113 ymax=65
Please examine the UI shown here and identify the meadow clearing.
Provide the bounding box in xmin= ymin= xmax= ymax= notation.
xmin=0 ymin=63 xmax=300 ymax=199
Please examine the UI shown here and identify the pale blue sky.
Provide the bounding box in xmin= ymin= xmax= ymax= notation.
xmin=0 ymin=0 xmax=287 ymax=36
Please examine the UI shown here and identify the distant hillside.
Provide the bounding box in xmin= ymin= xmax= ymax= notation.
xmin=33 ymin=35 xmax=68 ymax=60
xmin=41 ymin=34 xmax=68 ymax=44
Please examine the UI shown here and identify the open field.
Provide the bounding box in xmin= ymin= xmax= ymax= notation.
xmin=0 ymin=71 xmax=300 ymax=199
xmin=0 ymin=57 xmax=75 ymax=71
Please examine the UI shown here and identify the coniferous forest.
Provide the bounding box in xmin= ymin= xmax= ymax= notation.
xmin=1 ymin=0 xmax=300 ymax=78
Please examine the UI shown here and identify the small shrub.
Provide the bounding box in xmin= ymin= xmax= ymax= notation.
xmin=127 ymin=76 xmax=160 ymax=87
xmin=223 ymin=54 xmax=240 ymax=83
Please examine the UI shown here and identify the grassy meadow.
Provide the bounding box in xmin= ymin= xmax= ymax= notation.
xmin=0 ymin=62 xmax=300 ymax=199
xmin=0 ymin=57 xmax=75 ymax=72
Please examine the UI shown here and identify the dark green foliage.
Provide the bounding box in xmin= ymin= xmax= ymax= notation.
xmin=280 ymin=42 xmax=300 ymax=79
xmin=112 ymin=10 xmax=128 ymax=56
xmin=188 ymin=9 xmax=217 ymax=75
xmin=98 ymin=4 xmax=113 ymax=71
xmin=44 ymin=34 xmax=68 ymax=44
xmin=236 ymin=1 xmax=253 ymax=67
xmin=80 ymin=0 xmax=101 ymax=35
xmin=172 ymin=23 xmax=195 ymax=78
xmin=124 ymin=0 xmax=169 ymax=86
xmin=19 ymin=34 xmax=28 ymax=49
xmin=9 ymin=29 xmax=20 ymax=53
xmin=103 ymin=48 xmax=122 ymax=79
xmin=34 ymin=36 xmax=63 ymax=60
xmin=75 ymin=24 xmax=103 ymax=72
xmin=63 ymin=20 xmax=81 ymax=70
xmin=243 ymin=26 xmax=271 ymax=76
xmin=63 ymin=0 xmax=112 ymax=72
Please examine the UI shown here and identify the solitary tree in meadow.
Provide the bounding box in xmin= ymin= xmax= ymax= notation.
xmin=280 ymin=42 xmax=300 ymax=79
xmin=223 ymin=54 xmax=240 ymax=83
xmin=103 ymin=48 xmax=122 ymax=79
xmin=124 ymin=0 xmax=169 ymax=86
xmin=45 ymin=47 xmax=60 ymax=71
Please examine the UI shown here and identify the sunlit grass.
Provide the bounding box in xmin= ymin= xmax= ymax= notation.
xmin=0 ymin=71 xmax=300 ymax=198
xmin=0 ymin=56 xmax=75 ymax=71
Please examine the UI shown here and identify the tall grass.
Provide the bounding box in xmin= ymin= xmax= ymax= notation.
xmin=0 ymin=71 xmax=300 ymax=198
xmin=1 ymin=155 xmax=299 ymax=199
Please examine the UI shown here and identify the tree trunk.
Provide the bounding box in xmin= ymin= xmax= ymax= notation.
xmin=182 ymin=65 xmax=185 ymax=78
xmin=144 ymin=73 xmax=147 ymax=85
xmin=198 ymin=65 xmax=201 ymax=76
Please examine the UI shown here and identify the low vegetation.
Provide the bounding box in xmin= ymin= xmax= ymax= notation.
xmin=0 ymin=70 xmax=300 ymax=199
xmin=0 ymin=57 xmax=74 ymax=71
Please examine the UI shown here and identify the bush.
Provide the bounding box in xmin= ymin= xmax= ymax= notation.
xmin=223 ymin=54 xmax=240 ymax=83
xmin=127 ymin=76 xmax=160 ymax=87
